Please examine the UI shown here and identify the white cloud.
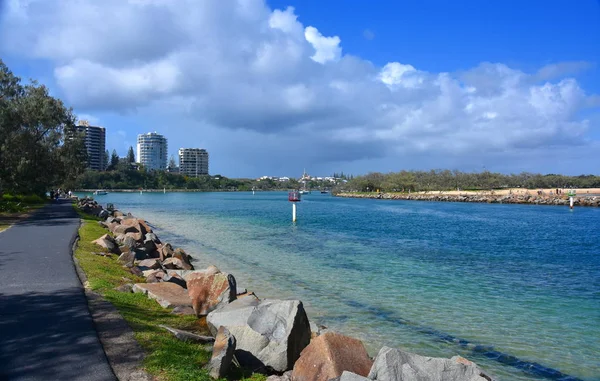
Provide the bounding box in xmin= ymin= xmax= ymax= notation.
xmin=304 ymin=26 xmax=342 ymax=64
xmin=0 ymin=0 xmax=597 ymax=175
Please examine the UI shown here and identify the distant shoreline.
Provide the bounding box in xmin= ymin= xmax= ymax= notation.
xmin=335 ymin=188 xmax=600 ymax=207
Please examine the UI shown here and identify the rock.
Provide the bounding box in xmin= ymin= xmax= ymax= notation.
xmin=106 ymin=216 xmax=118 ymax=224
xmin=132 ymin=283 xmax=192 ymax=309
xmin=162 ymin=273 xmax=187 ymax=289
xmin=113 ymin=210 xmax=124 ymax=217
xmin=129 ymin=266 xmax=144 ymax=277
xmin=146 ymin=270 xmax=166 ymax=283
xmin=291 ymin=332 xmax=372 ymax=381
xmin=158 ymin=243 xmax=175 ymax=261
xmin=207 ymin=326 xmax=236 ymax=379
xmin=145 ymin=232 xmax=160 ymax=244
xmin=113 ymin=224 xmax=139 ymax=235
xmin=207 ymin=293 xmax=261 ymax=336
xmin=179 ymin=266 xmax=221 ymax=282
xmin=266 ymin=371 xmax=292 ymax=381
xmin=92 ymin=234 xmax=120 ymax=254
xmin=171 ymin=305 xmax=196 ymax=315
xmin=115 ymin=283 xmax=134 ymax=293
xmin=159 ymin=324 xmax=215 ymax=344
xmin=126 ymin=231 xmax=144 ymax=242
xmin=143 ymin=237 xmax=158 ymax=252
xmin=173 ymin=247 xmax=192 ymax=262
xmin=367 ymin=347 xmax=494 ymax=381
xmin=118 ymin=251 xmax=136 ymax=265
xmin=137 ymin=258 xmax=161 ymax=270
xmin=114 ymin=233 xmax=127 ymax=244
xmin=133 ymin=248 xmax=150 ymax=260
xmin=187 ymin=272 xmax=237 ymax=317
xmin=163 ymin=257 xmax=193 ymax=270
xmin=334 ymin=371 xmax=371 ymax=381
xmin=98 ymin=209 xmax=109 ymax=219
xmin=121 ymin=236 xmax=138 ymax=251
xmin=218 ymin=299 xmax=311 ymax=373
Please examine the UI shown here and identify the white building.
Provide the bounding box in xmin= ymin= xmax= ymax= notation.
xmin=137 ymin=132 xmax=168 ymax=171
xmin=178 ymin=148 xmax=209 ymax=177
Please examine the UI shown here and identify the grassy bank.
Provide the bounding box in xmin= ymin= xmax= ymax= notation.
xmin=0 ymin=194 xmax=47 ymax=232
xmin=74 ymin=208 xmax=264 ymax=381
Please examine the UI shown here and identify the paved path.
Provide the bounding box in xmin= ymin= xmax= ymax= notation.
xmin=0 ymin=200 xmax=116 ymax=381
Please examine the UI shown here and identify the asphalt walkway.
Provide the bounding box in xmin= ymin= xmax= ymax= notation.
xmin=0 ymin=199 xmax=116 ymax=381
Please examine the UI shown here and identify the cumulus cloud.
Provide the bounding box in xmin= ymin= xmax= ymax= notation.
xmin=0 ymin=0 xmax=597 ymax=175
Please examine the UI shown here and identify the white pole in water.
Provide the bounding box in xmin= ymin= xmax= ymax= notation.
xmin=164 ymin=187 xmax=166 ymax=194
xmin=140 ymin=189 xmax=142 ymax=195
xmin=292 ymin=203 xmax=297 ymax=222
xmin=570 ymin=196 xmax=574 ymax=209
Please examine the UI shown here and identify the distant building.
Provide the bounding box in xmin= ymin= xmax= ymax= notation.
xmin=178 ymin=148 xmax=209 ymax=177
xmin=71 ymin=120 xmax=106 ymax=171
xmin=137 ymin=132 xmax=168 ymax=171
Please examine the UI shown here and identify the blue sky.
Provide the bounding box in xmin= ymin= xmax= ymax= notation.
xmin=1 ymin=0 xmax=599 ymax=177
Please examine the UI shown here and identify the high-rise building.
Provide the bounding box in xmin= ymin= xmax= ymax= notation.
xmin=137 ymin=132 xmax=168 ymax=171
xmin=178 ymin=148 xmax=209 ymax=177
xmin=72 ymin=120 xmax=106 ymax=171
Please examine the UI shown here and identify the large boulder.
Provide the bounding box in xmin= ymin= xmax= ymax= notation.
xmin=187 ymin=272 xmax=236 ymax=316
xmin=113 ymin=224 xmax=139 ymax=235
xmin=215 ymin=299 xmax=311 ymax=373
xmin=137 ymin=258 xmax=162 ymax=271
xmin=92 ymin=234 xmax=120 ymax=254
xmin=158 ymin=243 xmax=175 ymax=261
xmin=132 ymin=282 xmax=192 ymax=309
xmin=291 ymin=332 xmax=372 ymax=381
xmin=207 ymin=326 xmax=236 ymax=379
xmin=163 ymin=257 xmax=194 ymax=270
xmin=126 ymin=231 xmax=144 ymax=242
xmin=207 ymin=293 xmax=261 ymax=336
xmin=367 ymin=347 xmax=494 ymax=381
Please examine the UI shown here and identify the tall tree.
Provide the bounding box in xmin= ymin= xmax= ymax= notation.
xmin=107 ymin=149 xmax=119 ymax=171
xmin=0 ymin=59 xmax=76 ymax=195
xmin=104 ymin=150 xmax=110 ymax=171
xmin=127 ymin=146 xmax=135 ymax=163
xmin=167 ymin=155 xmax=177 ymax=171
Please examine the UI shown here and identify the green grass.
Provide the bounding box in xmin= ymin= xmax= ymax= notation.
xmin=0 ymin=194 xmax=48 ymax=232
xmin=74 ymin=208 xmax=265 ymax=381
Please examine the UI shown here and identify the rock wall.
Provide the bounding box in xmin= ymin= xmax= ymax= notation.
xmin=336 ymin=192 xmax=600 ymax=207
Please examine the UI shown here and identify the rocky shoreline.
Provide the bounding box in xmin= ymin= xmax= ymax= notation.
xmin=77 ymin=197 xmax=496 ymax=381
xmin=336 ymin=192 xmax=600 ymax=207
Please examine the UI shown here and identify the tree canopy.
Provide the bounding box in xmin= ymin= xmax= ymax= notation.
xmin=0 ymin=59 xmax=87 ymax=195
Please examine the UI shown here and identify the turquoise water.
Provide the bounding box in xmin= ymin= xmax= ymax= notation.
xmin=87 ymin=191 xmax=600 ymax=380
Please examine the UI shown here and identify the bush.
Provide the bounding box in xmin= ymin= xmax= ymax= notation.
xmin=21 ymin=194 xmax=45 ymax=204
xmin=0 ymin=201 xmax=25 ymax=213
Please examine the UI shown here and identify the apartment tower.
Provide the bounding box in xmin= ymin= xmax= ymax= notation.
xmin=74 ymin=120 xmax=106 ymax=171
xmin=137 ymin=132 xmax=168 ymax=170
xmin=178 ymin=148 xmax=209 ymax=177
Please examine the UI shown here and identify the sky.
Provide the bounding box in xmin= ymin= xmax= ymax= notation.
xmin=1 ymin=0 xmax=599 ymax=178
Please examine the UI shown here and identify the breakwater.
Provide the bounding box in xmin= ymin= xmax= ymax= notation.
xmin=335 ymin=192 xmax=600 ymax=207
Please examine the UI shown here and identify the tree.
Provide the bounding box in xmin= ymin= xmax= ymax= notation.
xmin=127 ymin=146 xmax=135 ymax=163
xmin=106 ymin=149 xmax=119 ymax=171
xmin=0 ymin=59 xmax=77 ymax=195
xmin=167 ymin=155 xmax=177 ymax=171
xmin=104 ymin=150 xmax=110 ymax=171
xmin=59 ymin=126 xmax=88 ymax=189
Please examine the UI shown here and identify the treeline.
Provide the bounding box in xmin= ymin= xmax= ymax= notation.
xmin=0 ymin=60 xmax=87 ymax=195
xmin=333 ymin=170 xmax=600 ymax=193
xmin=74 ymin=169 xmax=249 ymax=191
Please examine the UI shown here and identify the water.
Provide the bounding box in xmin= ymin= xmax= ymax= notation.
xmin=86 ymin=191 xmax=600 ymax=380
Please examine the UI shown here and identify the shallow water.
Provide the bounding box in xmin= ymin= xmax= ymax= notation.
xmin=86 ymin=191 xmax=600 ymax=380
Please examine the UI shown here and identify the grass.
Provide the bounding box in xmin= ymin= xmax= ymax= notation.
xmin=74 ymin=208 xmax=265 ymax=381
xmin=0 ymin=194 xmax=48 ymax=232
